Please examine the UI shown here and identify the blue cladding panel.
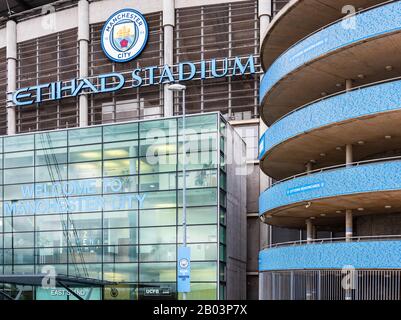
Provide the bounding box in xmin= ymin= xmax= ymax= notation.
xmin=259 ymin=80 xmax=401 ymax=159
xmin=259 ymin=160 xmax=401 ymax=215
xmin=260 ymin=1 xmax=401 ymax=104
xmin=259 ymin=241 xmax=401 ymax=271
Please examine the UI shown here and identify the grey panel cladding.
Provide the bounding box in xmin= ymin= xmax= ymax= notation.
xmin=225 ymin=123 xmax=247 ymax=299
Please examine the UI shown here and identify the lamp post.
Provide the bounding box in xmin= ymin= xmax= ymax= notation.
xmin=168 ymin=83 xmax=188 ymax=300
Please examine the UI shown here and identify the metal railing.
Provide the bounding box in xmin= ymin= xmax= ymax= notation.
xmin=261 ymin=269 xmax=401 ymax=300
xmin=267 ymin=155 xmax=401 ymax=189
xmin=263 ymin=234 xmax=401 ymax=250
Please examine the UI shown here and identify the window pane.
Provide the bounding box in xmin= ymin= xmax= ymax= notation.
xmin=36 ymin=164 xmax=68 ymax=182
xmin=103 ymin=141 xmax=138 ymax=159
xmin=4 ymin=151 xmax=34 ymax=168
xmin=12 ymin=232 xmax=35 ymax=248
xmin=36 ymin=148 xmax=68 ymax=166
xmin=4 ymin=183 xmax=32 ymax=201
xmin=103 ymin=177 xmax=138 ymax=194
xmin=139 ymin=209 xmax=176 ymax=227
xmin=178 ymin=225 xmax=217 ymax=243
xmin=5 ymin=248 xmax=35 ymax=264
xmin=178 ymin=133 xmax=217 ymax=153
xmin=179 ymin=188 xmax=217 ymax=207
xmin=178 ymin=207 xmax=217 ymax=225
xmin=69 ymin=229 xmax=102 ymax=246
xmin=139 ymin=136 xmax=177 ymax=157
xmin=4 ymin=167 xmax=33 ymax=184
xmin=104 ymin=263 xmax=138 ymax=282
xmin=103 ymin=122 xmax=138 ymax=142
xmin=8 ymin=216 xmax=34 ymax=232
xmin=36 ymin=214 xmax=66 ymax=231
xmin=69 ymin=264 xmax=102 ymax=280
xmin=139 ymin=155 xmax=177 ymax=174
xmin=37 ymin=231 xmax=67 ymax=247
xmin=139 ymin=119 xmax=176 ymax=138
xmin=139 ymin=173 xmax=176 ymax=192
xmin=69 ymin=246 xmax=103 ymax=263
xmin=36 ymin=247 xmax=68 ymax=264
xmin=36 ymin=131 xmax=67 ymax=149
xmin=178 ymin=283 xmax=217 ymax=300
xmin=139 ymin=244 xmax=176 ymax=262
xmin=103 ymin=159 xmax=138 ymax=177
xmin=69 ymin=144 xmax=102 ymax=162
xmin=69 ymin=162 xmax=102 ymax=179
xmin=178 ymin=170 xmax=217 ymax=189
xmin=69 ymin=212 xmax=102 ymax=230
xmin=4 ymin=135 xmax=34 ymax=152
xmin=191 ymin=262 xmax=217 ymax=281
xmin=140 ymin=227 xmax=176 ymax=244
xmin=103 ymin=228 xmax=138 ymax=245
xmin=69 ymin=127 xmax=102 ymax=145
xmin=179 ymin=114 xmax=217 ymax=133
xmin=103 ymin=246 xmax=138 ymax=263
xmin=179 ymin=151 xmax=217 ymax=171
xmin=104 ymin=211 xmax=138 ymax=228
xmin=188 ymin=243 xmax=217 ymax=261
xmin=139 ymin=262 xmax=176 ymax=282
xmin=141 ymin=191 xmax=176 ymax=209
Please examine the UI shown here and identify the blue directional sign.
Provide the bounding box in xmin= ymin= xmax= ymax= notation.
xmin=177 ymin=246 xmax=191 ymax=293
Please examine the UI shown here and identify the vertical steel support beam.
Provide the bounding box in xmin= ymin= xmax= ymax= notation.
xmin=6 ymin=20 xmax=17 ymax=135
xmin=78 ymin=0 xmax=89 ymax=127
xmin=163 ymin=0 xmax=175 ymax=117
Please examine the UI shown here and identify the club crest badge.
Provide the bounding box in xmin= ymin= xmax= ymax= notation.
xmin=101 ymin=9 xmax=148 ymax=63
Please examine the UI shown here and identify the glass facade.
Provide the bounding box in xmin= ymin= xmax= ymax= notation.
xmin=0 ymin=113 xmax=229 ymax=300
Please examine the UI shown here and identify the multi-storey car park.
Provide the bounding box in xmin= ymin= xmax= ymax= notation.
xmin=0 ymin=0 xmax=293 ymax=300
xmin=258 ymin=0 xmax=401 ymax=300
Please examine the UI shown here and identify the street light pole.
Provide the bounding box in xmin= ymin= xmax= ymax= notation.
xmin=168 ymin=84 xmax=188 ymax=300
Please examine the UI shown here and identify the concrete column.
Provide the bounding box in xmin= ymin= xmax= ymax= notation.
xmin=6 ymin=20 xmax=17 ymax=135
xmin=163 ymin=0 xmax=175 ymax=117
xmin=345 ymin=209 xmax=353 ymax=241
xmin=306 ymin=162 xmax=313 ymax=174
xmin=346 ymin=144 xmax=353 ymax=166
xmin=312 ymin=225 xmax=317 ymax=240
xmin=306 ymin=219 xmax=313 ymax=244
xmin=258 ymin=0 xmax=272 ymax=44
xmin=345 ymin=79 xmax=353 ymax=91
xmin=78 ymin=0 xmax=89 ymax=127
xmin=258 ymin=0 xmax=273 ymax=249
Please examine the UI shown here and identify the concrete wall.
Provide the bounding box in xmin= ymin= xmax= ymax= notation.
xmin=225 ymin=122 xmax=247 ymax=300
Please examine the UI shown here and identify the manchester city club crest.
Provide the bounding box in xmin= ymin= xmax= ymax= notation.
xmin=101 ymin=9 xmax=148 ymax=63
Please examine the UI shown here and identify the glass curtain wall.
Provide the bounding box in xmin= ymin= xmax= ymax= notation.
xmin=0 ymin=113 xmax=224 ymax=300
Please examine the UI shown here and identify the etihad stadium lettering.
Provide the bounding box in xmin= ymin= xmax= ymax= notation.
xmin=12 ymin=55 xmax=256 ymax=107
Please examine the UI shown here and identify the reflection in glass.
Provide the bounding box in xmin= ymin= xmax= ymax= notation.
xmin=4 ymin=151 xmax=34 ymax=168
xmin=140 ymin=227 xmax=176 ymax=244
xmin=69 ymin=144 xmax=102 ymax=163
xmin=139 ymin=262 xmax=176 ymax=282
xmin=103 ymin=159 xmax=138 ymax=177
xmin=139 ymin=244 xmax=176 ymax=262
xmin=103 ymin=141 xmax=138 ymax=159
